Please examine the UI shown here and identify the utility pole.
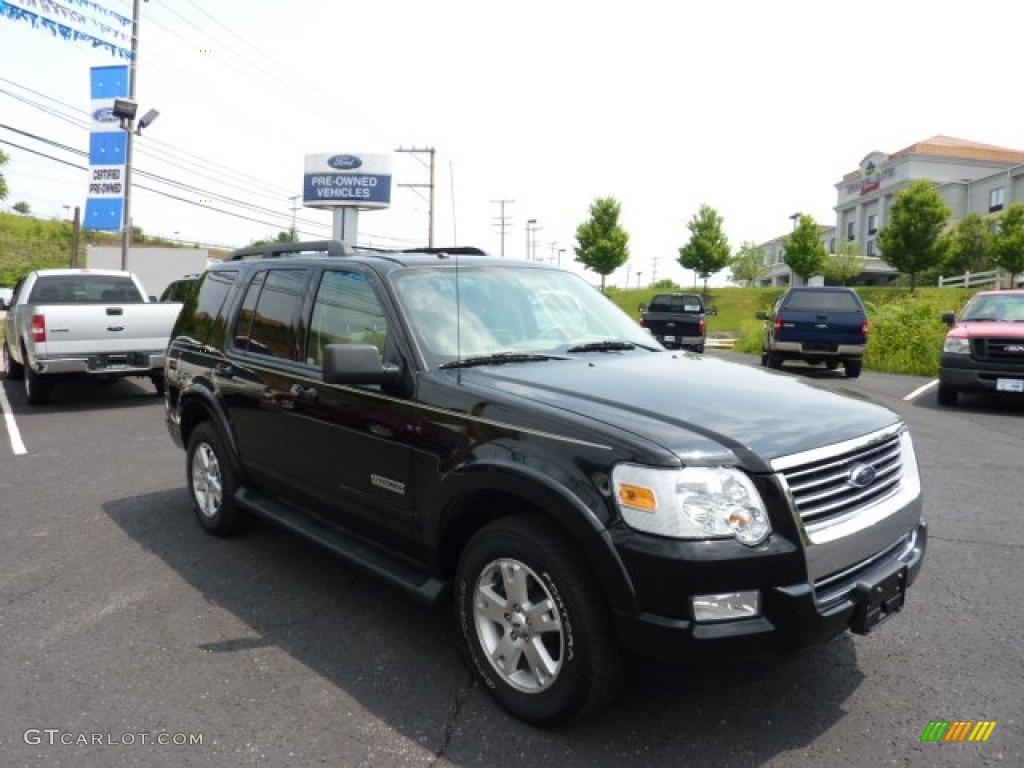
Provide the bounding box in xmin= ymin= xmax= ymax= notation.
xmin=395 ymin=146 xmax=436 ymax=247
xmin=288 ymin=194 xmax=301 ymax=241
xmin=490 ymin=198 xmax=514 ymax=257
xmin=651 ymin=256 xmax=658 ymax=285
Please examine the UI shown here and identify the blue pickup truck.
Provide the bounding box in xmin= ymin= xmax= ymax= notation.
xmin=757 ymin=286 xmax=869 ymax=378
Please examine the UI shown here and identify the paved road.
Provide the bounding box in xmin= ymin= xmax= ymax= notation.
xmin=0 ymin=357 xmax=1020 ymax=768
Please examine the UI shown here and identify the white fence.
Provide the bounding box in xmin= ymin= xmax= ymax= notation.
xmin=938 ymin=269 xmax=1022 ymax=289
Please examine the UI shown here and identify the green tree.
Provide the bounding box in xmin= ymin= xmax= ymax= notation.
xmin=678 ymin=204 xmax=731 ymax=295
xmin=728 ymin=240 xmax=768 ymax=286
xmin=783 ymin=214 xmax=827 ymax=281
xmin=945 ymin=213 xmax=992 ymax=274
xmin=823 ymin=240 xmax=867 ymax=285
xmin=991 ymin=203 xmax=1024 ymax=287
xmin=574 ymin=197 xmax=629 ymax=292
xmin=13 ymin=201 xmax=31 ymax=215
xmin=0 ymin=148 xmax=9 ymax=202
xmin=877 ymin=179 xmax=951 ymax=291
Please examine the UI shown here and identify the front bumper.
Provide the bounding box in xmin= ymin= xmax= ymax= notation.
xmin=610 ymin=522 xmax=927 ymax=666
xmin=940 ymin=355 xmax=1024 ymax=394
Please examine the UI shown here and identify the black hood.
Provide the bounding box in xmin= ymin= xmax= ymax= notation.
xmin=458 ymin=352 xmax=899 ymax=468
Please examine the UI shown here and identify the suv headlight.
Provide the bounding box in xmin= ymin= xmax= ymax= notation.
xmin=943 ymin=337 xmax=970 ymax=354
xmin=612 ymin=464 xmax=771 ymax=546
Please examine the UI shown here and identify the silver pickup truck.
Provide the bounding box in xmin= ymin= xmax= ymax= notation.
xmin=2 ymin=269 xmax=182 ymax=405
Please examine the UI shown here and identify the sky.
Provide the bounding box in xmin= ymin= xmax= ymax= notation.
xmin=2 ymin=0 xmax=1024 ymax=289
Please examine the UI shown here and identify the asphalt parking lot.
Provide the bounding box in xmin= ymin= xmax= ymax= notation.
xmin=0 ymin=357 xmax=1021 ymax=768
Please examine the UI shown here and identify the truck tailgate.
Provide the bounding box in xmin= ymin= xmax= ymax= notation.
xmin=779 ymin=311 xmax=865 ymax=345
xmin=32 ymin=303 xmax=182 ymax=355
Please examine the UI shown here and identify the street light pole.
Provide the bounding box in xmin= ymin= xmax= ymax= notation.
xmin=120 ymin=0 xmax=142 ymax=270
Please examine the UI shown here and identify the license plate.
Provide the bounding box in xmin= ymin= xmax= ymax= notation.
xmin=850 ymin=562 xmax=907 ymax=635
xmin=663 ymin=335 xmax=676 ymax=342
xmin=996 ymin=378 xmax=1024 ymax=393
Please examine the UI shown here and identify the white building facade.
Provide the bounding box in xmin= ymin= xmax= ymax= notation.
xmin=758 ymin=136 xmax=1024 ymax=286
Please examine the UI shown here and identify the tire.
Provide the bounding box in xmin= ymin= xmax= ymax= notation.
xmin=152 ymin=373 xmax=166 ymax=397
xmin=3 ymin=341 xmax=23 ymax=380
xmin=937 ymin=383 xmax=958 ymax=407
xmin=845 ymin=359 xmax=862 ymax=378
xmin=24 ymin=362 xmax=52 ymax=405
xmin=455 ymin=514 xmax=624 ymax=726
xmin=766 ymin=350 xmax=783 ymax=370
xmin=694 ymin=344 xmax=705 ymax=354
xmin=186 ymin=422 xmax=247 ymax=535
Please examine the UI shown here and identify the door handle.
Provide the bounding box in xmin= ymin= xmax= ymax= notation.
xmin=289 ymin=383 xmax=318 ymax=402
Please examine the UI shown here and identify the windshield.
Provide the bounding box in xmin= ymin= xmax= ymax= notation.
xmin=962 ymin=294 xmax=1024 ymax=322
xmin=391 ymin=264 xmax=659 ymax=368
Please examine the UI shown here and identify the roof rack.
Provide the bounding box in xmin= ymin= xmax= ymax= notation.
xmin=227 ymin=240 xmax=354 ymax=261
xmin=395 ymin=246 xmax=488 ymax=256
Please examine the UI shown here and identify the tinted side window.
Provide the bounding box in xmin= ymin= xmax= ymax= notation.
xmin=306 ymin=270 xmax=388 ymax=366
xmin=243 ymin=269 xmax=310 ymax=360
xmin=176 ymin=270 xmax=237 ymax=344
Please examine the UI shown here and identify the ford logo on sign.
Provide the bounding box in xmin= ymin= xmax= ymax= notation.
xmin=848 ymin=463 xmax=877 ymax=489
xmin=328 ymin=155 xmax=362 ymax=170
xmin=93 ymin=107 xmax=118 ymax=123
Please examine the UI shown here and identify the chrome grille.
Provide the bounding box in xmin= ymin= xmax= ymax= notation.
xmin=780 ymin=432 xmax=903 ymax=526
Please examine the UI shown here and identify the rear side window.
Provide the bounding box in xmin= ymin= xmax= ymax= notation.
xmin=175 ymin=270 xmax=237 ymax=345
xmin=235 ymin=269 xmax=311 ymax=360
xmin=28 ymin=275 xmax=143 ymax=304
xmin=782 ymin=290 xmax=863 ymax=313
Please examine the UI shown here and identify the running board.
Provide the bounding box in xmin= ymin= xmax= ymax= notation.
xmin=235 ymin=486 xmax=449 ymax=605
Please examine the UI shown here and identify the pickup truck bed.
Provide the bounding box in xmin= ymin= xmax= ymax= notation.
xmin=3 ymin=269 xmax=182 ymax=404
xmin=639 ymin=293 xmax=710 ymax=352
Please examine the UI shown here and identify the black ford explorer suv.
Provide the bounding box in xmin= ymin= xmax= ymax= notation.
xmin=164 ymin=241 xmax=926 ymax=726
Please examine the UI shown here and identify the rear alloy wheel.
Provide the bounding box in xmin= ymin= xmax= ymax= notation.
xmin=455 ymin=515 xmax=624 ymax=726
xmin=845 ymin=359 xmax=862 ymax=378
xmin=937 ymin=383 xmax=958 ymax=407
xmin=23 ymin=362 xmax=52 ymax=405
xmin=186 ymin=422 xmax=247 ymax=535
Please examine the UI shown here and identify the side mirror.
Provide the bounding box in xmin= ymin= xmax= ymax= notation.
xmin=323 ymin=343 xmax=402 ymax=385
xmin=756 ymin=310 xmax=770 ymax=320
xmin=638 ymin=303 xmax=647 ymax=313
xmin=941 ymin=310 xmax=955 ymax=326
xmin=706 ymin=305 xmax=717 ymax=316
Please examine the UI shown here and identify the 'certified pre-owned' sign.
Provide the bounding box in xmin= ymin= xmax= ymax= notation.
xmin=303 ymin=153 xmax=392 ymax=208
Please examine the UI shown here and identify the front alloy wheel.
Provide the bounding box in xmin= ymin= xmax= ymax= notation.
xmin=456 ymin=515 xmax=623 ymax=726
xmin=472 ymin=558 xmax=565 ymax=695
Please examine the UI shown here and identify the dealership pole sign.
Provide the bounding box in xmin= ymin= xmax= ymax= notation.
xmin=84 ymin=65 xmax=129 ymax=231
xmin=302 ymin=153 xmax=392 ymax=208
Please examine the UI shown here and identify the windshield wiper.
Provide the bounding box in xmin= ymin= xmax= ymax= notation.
xmin=439 ymin=352 xmax=567 ymax=370
xmin=566 ymin=340 xmax=651 ymax=353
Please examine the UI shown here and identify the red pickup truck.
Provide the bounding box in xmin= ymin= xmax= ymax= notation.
xmin=938 ymin=289 xmax=1024 ymax=406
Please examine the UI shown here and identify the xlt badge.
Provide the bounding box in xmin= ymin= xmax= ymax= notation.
xmin=370 ymin=474 xmax=406 ymax=495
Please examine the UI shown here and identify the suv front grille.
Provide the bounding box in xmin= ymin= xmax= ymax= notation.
xmin=778 ymin=432 xmax=903 ymax=527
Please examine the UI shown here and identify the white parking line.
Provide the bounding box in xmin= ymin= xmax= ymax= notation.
xmin=0 ymin=381 xmax=28 ymax=455
xmin=904 ymin=379 xmax=938 ymax=401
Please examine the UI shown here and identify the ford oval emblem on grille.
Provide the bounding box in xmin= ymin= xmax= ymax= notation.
xmin=848 ymin=463 xmax=877 ymax=488
xmin=328 ymin=154 xmax=362 ymax=170
xmin=1006 ymin=345 xmax=1024 ymax=354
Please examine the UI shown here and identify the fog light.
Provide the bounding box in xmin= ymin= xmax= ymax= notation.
xmin=692 ymin=591 xmax=761 ymax=622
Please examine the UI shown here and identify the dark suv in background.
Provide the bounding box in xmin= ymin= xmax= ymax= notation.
xmin=757 ymin=286 xmax=869 ymax=378
xmin=163 ymin=241 xmax=924 ymax=725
